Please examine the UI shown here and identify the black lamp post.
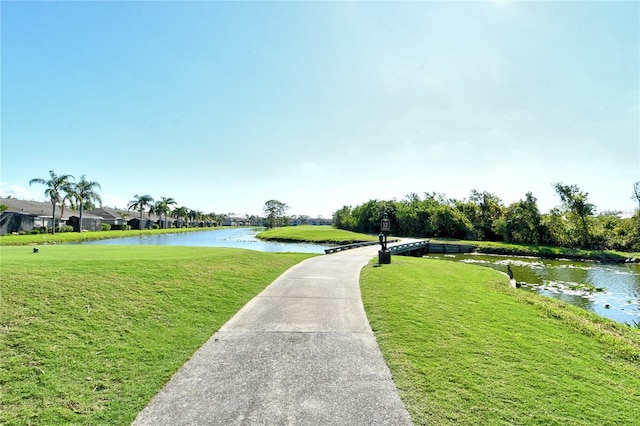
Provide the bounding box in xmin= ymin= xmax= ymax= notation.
xmin=378 ymin=212 xmax=391 ymax=264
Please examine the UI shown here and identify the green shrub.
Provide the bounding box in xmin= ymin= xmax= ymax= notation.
xmin=151 ymin=224 xmax=160 ymax=230
xmin=101 ymin=223 xmax=111 ymax=231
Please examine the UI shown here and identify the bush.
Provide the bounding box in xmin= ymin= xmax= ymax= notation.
xmin=101 ymin=223 xmax=111 ymax=231
xmin=151 ymin=224 xmax=160 ymax=230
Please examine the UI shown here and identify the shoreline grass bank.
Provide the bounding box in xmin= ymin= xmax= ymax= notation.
xmin=361 ymin=257 xmax=640 ymax=425
xmin=429 ymin=238 xmax=640 ymax=263
xmin=0 ymin=226 xmax=229 ymax=246
xmin=257 ymin=225 xmax=378 ymax=245
xmin=1 ymin=245 xmax=314 ymax=424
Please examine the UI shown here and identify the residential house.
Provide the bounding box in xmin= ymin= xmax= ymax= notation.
xmin=67 ymin=212 xmax=104 ymax=232
xmin=0 ymin=198 xmax=72 ymax=234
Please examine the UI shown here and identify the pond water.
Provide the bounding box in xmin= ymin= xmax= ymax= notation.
xmin=80 ymin=227 xmax=331 ymax=254
xmin=424 ymin=253 xmax=640 ymax=326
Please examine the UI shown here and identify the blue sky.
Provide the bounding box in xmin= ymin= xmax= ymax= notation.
xmin=2 ymin=1 xmax=638 ymax=218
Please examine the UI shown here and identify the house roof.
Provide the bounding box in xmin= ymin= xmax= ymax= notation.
xmin=1 ymin=198 xmax=163 ymax=222
xmin=87 ymin=207 xmax=128 ymax=220
xmin=0 ymin=198 xmax=105 ymax=219
xmin=0 ymin=198 xmax=67 ymax=218
xmin=87 ymin=206 xmax=162 ymax=222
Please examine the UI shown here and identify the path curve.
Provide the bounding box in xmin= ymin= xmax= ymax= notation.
xmin=133 ymin=245 xmax=412 ymax=425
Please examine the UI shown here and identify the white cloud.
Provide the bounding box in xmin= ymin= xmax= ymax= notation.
xmin=101 ymin=194 xmax=130 ymax=210
xmin=0 ymin=182 xmax=44 ymax=201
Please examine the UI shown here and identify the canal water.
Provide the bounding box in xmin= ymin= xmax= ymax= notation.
xmin=424 ymin=253 xmax=640 ymax=326
xmin=80 ymin=227 xmax=331 ymax=254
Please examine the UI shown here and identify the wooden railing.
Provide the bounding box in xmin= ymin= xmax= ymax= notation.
xmin=324 ymin=240 xmax=476 ymax=256
xmin=388 ymin=240 xmax=430 ymax=255
xmin=324 ymin=241 xmax=379 ymax=254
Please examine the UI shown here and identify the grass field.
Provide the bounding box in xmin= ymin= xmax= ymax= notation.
xmin=4 ymin=233 xmax=639 ymax=425
xmin=257 ymin=225 xmax=379 ymax=244
xmin=0 ymin=245 xmax=314 ymax=425
xmin=361 ymin=257 xmax=640 ymax=425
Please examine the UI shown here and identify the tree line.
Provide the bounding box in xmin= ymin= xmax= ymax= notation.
xmin=332 ymin=182 xmax=640 ymax=252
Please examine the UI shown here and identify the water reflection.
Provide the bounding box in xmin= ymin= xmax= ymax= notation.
xmin=427 ymin=253 xmax=640 ymax=326
xmin=80 ymin=227 xmax=331 ymax=254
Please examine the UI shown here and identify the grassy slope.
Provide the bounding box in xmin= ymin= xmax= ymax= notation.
xmin=430 ymin=238 xmax=640 ymax=262
xmin=0 ymin=226 xmax=223 ymax=246
xmin=361 ymin=257 xmax=640 ymax=425
xmin=0 ymin=245 xmax=314 ymax=425
xmin=257 ymin=225 xmax=378 ymax=244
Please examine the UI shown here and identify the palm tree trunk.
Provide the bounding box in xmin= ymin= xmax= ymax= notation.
xmin=580 ymin=215 xmax=590 ymax=248
xmin=52 ymin=203 xmax=56 ymax=234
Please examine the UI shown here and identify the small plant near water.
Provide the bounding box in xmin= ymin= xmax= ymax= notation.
xmin=568 ymin=282 xmax=605 ymax=293
xmin=627 ymin=319 xmax=640 ymax=329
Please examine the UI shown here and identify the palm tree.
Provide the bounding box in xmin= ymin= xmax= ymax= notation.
xmin=118 ymin=212 xmax=130 ymax=230
xmin=190 ymin=209 xmax=204 ymax=227
xmin=149 ymin=201 xmax=168 ymax=228
xmin=69 ymin=175 xmax=102 ymax=232
xmin=127 ymin=194 xmax=154 ymax=229
xmin=29 ymin=170 xmax=74 ymax=234
xmin=58 ymin=187 xmax=76 ymax=229
xmin=171 ymin=206 xmax=189 ymax=228
xmin=156 ymin=197 xmax=177 ymax=229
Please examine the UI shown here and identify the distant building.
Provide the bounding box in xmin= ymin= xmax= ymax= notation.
xmin=0 ymin=198 xmax=72 ymax=234
xmin=87 ymin=207 xmax=130 ymax=229
xmin=290 ymin=217 xmax=332 ymax=226
xmin=68 ymin=213 xmax=104 ymax=232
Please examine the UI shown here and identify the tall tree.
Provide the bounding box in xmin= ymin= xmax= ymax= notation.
xmin=160 ymin=197 xmax=177 ymax=229
xmin=127 ymin=194 xmax=154 ymax=229
xmin=466 ymin=190 xmax=503 ymax=241
xmin=553 ymin=183 xmax=595 ymax=248
xmin=29 ymin=170 xmax=74 ymax=234
xmin=171 ymin=206 xmax=189 ymax=227
xmin=151 ymin=197 xmax=177 ymax=229
xmin=632 ymin=181 xmax=640 ymax=210
xmin=190 ymin=209 xmax=204 ymax=227
xmin=70 ymin=175 xmax=102 ymax=232
xmin=333 ymin=206 xmax=354 ymax=230
xmin=497 ymin=192 xmax=542 ymax=244
xmin=263 ymin=200 xmax=289 ymax=228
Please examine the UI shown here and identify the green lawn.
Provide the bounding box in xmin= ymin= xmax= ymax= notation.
xmin=361 ymin=257 xmax=640 ymax=425
xmin=257 ymin=225 xmax=379 ymax=244
xmin=5 ymin=241 xmax=639 ymax=425
xmin=0 ymin=245 xmax=314 ymax=425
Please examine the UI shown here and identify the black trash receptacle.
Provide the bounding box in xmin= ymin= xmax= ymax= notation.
xmin=378 ymin=250 xmax=391 ymax=264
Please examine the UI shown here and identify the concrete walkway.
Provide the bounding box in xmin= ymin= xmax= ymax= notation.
xmin=132 ymin=245 xmax=412 ymax=425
